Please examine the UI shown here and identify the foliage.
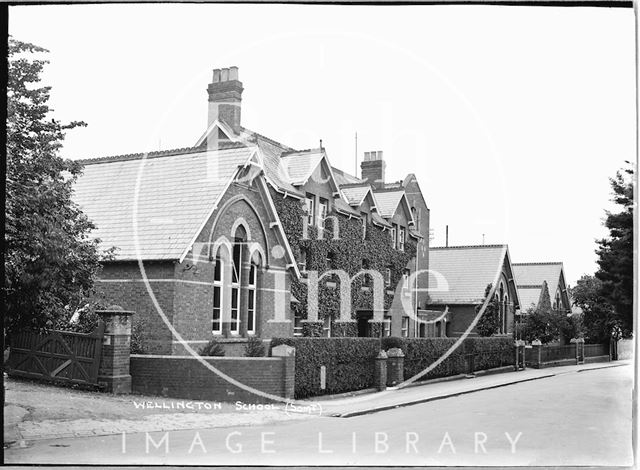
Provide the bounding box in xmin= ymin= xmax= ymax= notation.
xmin=475 ymin=284 xmax=501 ymax=337
xmin=594 ymin=163 xmax=634 ymax=338
xmin=271 ymin=336 xmax=516 ymax=397
xmin=463 ymin=337 xmax=515 ymax=371
xmin=198 ymin=338 xmax=226 ymax=357
xmin=270 ymin=337 xmax=380 ymax=398
xmin=130 ymin=318 xmax=148 ymax=354
xmin=269 ymin=187 xmax=417 ymax=336
xmin=571 ymin=275 xmax=618 ymax=343
xmin=559 ymin=314 xmax=585 ymax=344
xmin=52 ymin=297 xmax=109 ymax=334
xmin=5 ymin=37 xmax=111 ymax=340
xmin=520 ymin=289 xmax=566 ymax=345
xmin=244 ymin=337 xmax=266 ymax=357
xmin=381 ymin=336 xmax=405 ymax=350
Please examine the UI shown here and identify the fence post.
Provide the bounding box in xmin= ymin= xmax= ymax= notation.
xmin=272 ymin=344 xmax=296 ymax=399
xmin=386 ymin=348 xmax=405 ymax=386
xmin=514 ymin=340 xmax=525 ymax=371
xmin=374 ymin=350 xmax=388 ymax=391
xmin=531 ymin=340 xmax=542 ymax=369
xmin=97 ymin=306 xmax=134 ymax=394
xmin=571 ymin=337 xmax=584 ymax=364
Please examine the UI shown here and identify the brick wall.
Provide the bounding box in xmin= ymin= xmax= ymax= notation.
xmin=172 ymin=181 xmax=293 ymax=351
xmin=95 ymin=262 xmax=176 ymax=354
xmin=130 ymin=354 xmax=293 ymax=402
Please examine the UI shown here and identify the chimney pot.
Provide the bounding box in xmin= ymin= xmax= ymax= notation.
xmin=361 ymin=149 xmax=386 ymax=188
xmin=207 ymin=66 xmax=244 ymax=135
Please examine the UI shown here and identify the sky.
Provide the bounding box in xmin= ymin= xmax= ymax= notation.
xmin=9 ymin=4 xmax=636 ymax=287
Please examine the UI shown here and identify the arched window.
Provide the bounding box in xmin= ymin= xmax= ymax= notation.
xmin=411 ymin=207 xmax=419 ymax=231
xmin=499 ymin=282 xmax=506 ymax=334
xmin=230 ymin=226 xmax=247 ymax=335
xmin=247 ymin=261 xmax=258 ymax=335
xmin=212 ymin=254 xmax=223 ymax=334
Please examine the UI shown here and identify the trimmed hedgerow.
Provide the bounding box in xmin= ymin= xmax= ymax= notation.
xmin=464 ymin=337 xmax=514 ymax=371
xmin=270 ymin=337 xmax=381 ymax=398
xmin=402 ymin=338 xmax=467 ymax=380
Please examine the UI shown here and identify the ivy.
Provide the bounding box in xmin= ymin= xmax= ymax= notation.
xmin=269 ymin=187 xmax=417 ymax=336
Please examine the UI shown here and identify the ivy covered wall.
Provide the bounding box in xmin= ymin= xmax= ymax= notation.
xmin=269 ymin=187 xmax=417 ymax=336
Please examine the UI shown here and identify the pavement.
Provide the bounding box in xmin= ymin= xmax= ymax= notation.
xmin=3 ymin=360 xmax=630 ymax=449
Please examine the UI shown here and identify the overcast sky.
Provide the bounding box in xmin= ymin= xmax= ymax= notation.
xmin=9 ymin=4 xmax=636 ymax=286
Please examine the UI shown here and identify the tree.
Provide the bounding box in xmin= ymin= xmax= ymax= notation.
xmin=476 ymin=284 xmax=501 ymax=337
xmin=594 ymin=163 xmax=634 ymax=338
xmin=5 ymin=37 xmax=108 ymax=339
xmin=571 ymin=275 xmax=618 ymax=344
xmin=520 ymin=282 xmax=565 ymax=343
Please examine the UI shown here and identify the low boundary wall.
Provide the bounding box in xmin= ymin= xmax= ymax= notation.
xmin=130 ymin=354 xmax=294 ymax=402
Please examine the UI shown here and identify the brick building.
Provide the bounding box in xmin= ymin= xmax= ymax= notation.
xmin=426 ymin=245 xmax=521 ymax=337
xmin=512 ymin=262 xmax=571 ymax=313
xmin=73 ymin=67 xmax=432 ymax=353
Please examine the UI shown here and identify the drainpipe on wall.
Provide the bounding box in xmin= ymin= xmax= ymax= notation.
xmin=414 ymin=238 xmax=419 ymax=338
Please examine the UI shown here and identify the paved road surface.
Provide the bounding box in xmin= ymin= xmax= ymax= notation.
xmin=4 ymin=364 xmax=633 ymax=466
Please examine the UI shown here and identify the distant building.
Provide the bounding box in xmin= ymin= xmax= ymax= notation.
xmin=426 ymin=245 xmax=520 ymax=337
xmin=512 ymin=262 xmax=571 ymax=313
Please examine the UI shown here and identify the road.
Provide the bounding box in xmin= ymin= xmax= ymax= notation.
xmin=4 ymin=364 xmax=634 ymax=466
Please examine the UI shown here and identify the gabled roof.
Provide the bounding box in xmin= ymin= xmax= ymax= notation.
xmin=512 ymin=262 xmax=564 ymax=292
xmin=332 ymin=166 xmax=364 ymax=186
xmin=371 ymin=211 xmax=392 ymax=229
xmin=333 ymin=198 xmax=361 ymax=218
xmin=243 ymin=129 xmax=304 ymax=198
xmin=517 ymin=287 xmax=543 ymax=311
xmin=512 ymin=262 xmax=566 ymax=309
xmin=427 ymin=245 xmax=511 ymax=305
xmin=373 ymin=190 xmax=413 ymax=223
xmin=280 ymin=149 xmax=325 ymax=185
xmin=74 ymin=146 xmax=257 ymax=261
xmin=340 ymin=184 xmax=373 ymax=207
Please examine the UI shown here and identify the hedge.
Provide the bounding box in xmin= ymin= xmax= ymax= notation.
xmin=271 ymin=336 xmax=516 ymax=398
xmin=270 ymin=337 xmax=380 ymax=398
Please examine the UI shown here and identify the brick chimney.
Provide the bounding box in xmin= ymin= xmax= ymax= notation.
xmin=361 ymin=151 xmax=386 ymax=187
xmin=207 ymin=66 xmax=243 ymax=134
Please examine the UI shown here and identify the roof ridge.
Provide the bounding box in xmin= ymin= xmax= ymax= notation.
xmin=373 ymin=187 xmax=406 ymax=194
xmin=240 ymin=127 xmax=295 ymax=151
xmin=512 ymin=262 xmax=563 ymax=266
xmin=282 ymin=148 xmax=322 ymax=156
xmin=77 ymin=145 xmax=206 ymax=165
xmin=517 ymin=284 xmax=544 ymax=288
xmin=431 ymin=244 xmax=507 ymax=250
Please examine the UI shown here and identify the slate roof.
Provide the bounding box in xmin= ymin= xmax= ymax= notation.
xmin=238 ymin=127 xmax=304 ymax=198
xmin=331 ymin=198 xmax=359 ymax=217
xmin=332 ymin=166 xmax=364 ymax=186
xmin=371 ymin=211 xmax=392 ymax=228
xmin=340 ymin=185 xmax=372 ymax=206
xmin=373 ymin=190 xmax=408 ymax=219
xmin=280 ymin=149 xmax=325 ymax=186
xmin=73 ymin=146 xmax=256 ymax=261
xmin=427 ymin=245 xmax=509 ymax=305
xmin=512 ymin=262 xmax=563 ymax=296
xmin=517 ymin=287 xmax=543 ymax=311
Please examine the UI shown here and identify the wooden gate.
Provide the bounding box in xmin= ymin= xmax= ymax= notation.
xmin=7 ymin=324 xmax=105 ymax=387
